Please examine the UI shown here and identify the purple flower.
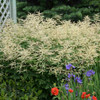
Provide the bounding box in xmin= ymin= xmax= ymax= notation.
xmin=65 ymin=83 xmax=69 ymax=90
xmin=86 ymin=70 xmax=95 ymax=77
xmin=77 ymin=79 xmax=82 ymax=84
xmin=75 ymin=77 xmax=82 ymax=84
xmin=68 ymin=73 xmax=72 ymax=78
xmin=68 ymin=73 xmax=75 ymax=79
xmin=66 ymin=90 xmax=68 ymax=94
xmin=66 ymin=64 xmax=75 ymax=70
xmin=72 ymin=66 xmax=75 ymax=69
xmin=72 ymin=73 xmax=75 ymax=78
xmin=66 ymin=64 xmax=72 ymax=70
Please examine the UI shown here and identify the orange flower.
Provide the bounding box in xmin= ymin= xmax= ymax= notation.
xmin=82 ymin=92 xmax=86 ymax=96
xmin=86 ymin=94 xmax=90 ymax=98
xmin=51 ymin=87 xmax=59 ymax=96
xmin=68 ymin=89 xmax=73 ymax=93
xmin=81 ymin=95 xmax=85 ymax=99
xmin=81 ymin=92 xmax=86 ymax=99
xmin=92 ymin=96 xmax=97 ymax=100
xmin=81 ymin=92 xmax=91 ymax=99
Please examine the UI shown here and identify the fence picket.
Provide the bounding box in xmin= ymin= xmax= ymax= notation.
xmin=0 ymin=0 xmax=17 ymax=31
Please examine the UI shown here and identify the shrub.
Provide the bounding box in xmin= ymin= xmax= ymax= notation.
xmin=0 ymin=66 xmax=55 ymax=100
xmin=0 ymin=74 xmax=42 ymax=100
xmin=0 ymin=13 xmax=100 ymax=74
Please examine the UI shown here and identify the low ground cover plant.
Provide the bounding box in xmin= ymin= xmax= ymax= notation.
xmin=0 ymin=13 xmax=100 ymax=99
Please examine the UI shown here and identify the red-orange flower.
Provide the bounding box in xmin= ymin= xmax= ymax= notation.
xmin=81 ymin=92 xmax=86 ymax=99
xmin=82 ymin=92 xmax=86 ymax=96
xmin=68 ymin=89 xmax=73 ymax=93
xmin=51 ymin=87 xmax=59 ymax=96
xmin=86 ymin=94 xmax=90 ymax=98
xmin=92 ymin=96 xmax=97 ymax=100
xmin=81 ymin=92 xmax=91 ymax=99
xmin=81 ymin=95 xmax=85 ymax=99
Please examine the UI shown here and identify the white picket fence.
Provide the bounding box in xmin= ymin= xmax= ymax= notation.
xmin=0 ymin=0 xmax=17 ymax=31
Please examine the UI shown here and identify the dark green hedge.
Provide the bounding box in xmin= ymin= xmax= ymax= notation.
xmin=17 ymin=0 xmax=100 ymax=21
xmin=0 ymin=66 xmax=59 ymax=100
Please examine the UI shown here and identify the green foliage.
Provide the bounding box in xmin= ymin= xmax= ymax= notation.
xmin=17 ymin=2 xmax=28 ymax=19
xmin=20 ymin=41 xmax=29 ymax=49
xmin=0 ymin=72 xmax=42 ymax=100
xmin=17 ymin=0 xmax=100 ymax=21
xmin=0 ymin=66 xmax=58 ymax=100
xmin=23 ymin=6 xmax=45 ymax=13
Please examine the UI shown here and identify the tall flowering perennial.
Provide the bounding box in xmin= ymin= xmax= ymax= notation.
xmin=51 ymin=64 xmax=98 ymax=100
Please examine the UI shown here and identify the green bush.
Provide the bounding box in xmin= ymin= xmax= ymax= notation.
xmin=0 ymin=66 xmax=57 ymax=100
xmin=0 ymin=69 xmax=42 ymax=100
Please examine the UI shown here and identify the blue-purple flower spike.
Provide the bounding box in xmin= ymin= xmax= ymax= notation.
xmin=75 ymin=77 xmax=82 ymax=84
xmin=72 ymin=65 xmax=75 ymax=69
xmin=66 ymin=64 xmax=75 ymax=70
xmin=66 ymin=64 xmax=72 ymax=70
xmin=68 ymin=73 xmax=72 ymax=78
xmin=65 ymin=83 xmax=69 ymax=90
xmin=68 ymin=73 xmax=75 ymax=79
xmin=72 ymin=74 xmax=75 ymax=78
xmin=86 ymin=70 xmax=95 ymax=77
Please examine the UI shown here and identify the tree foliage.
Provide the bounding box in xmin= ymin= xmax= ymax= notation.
xmin=17 ymin=0 xmax=100 ymax=21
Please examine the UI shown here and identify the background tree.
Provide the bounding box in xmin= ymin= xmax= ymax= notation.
xmin=17 ymin=0 xmax=100 ymax=21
